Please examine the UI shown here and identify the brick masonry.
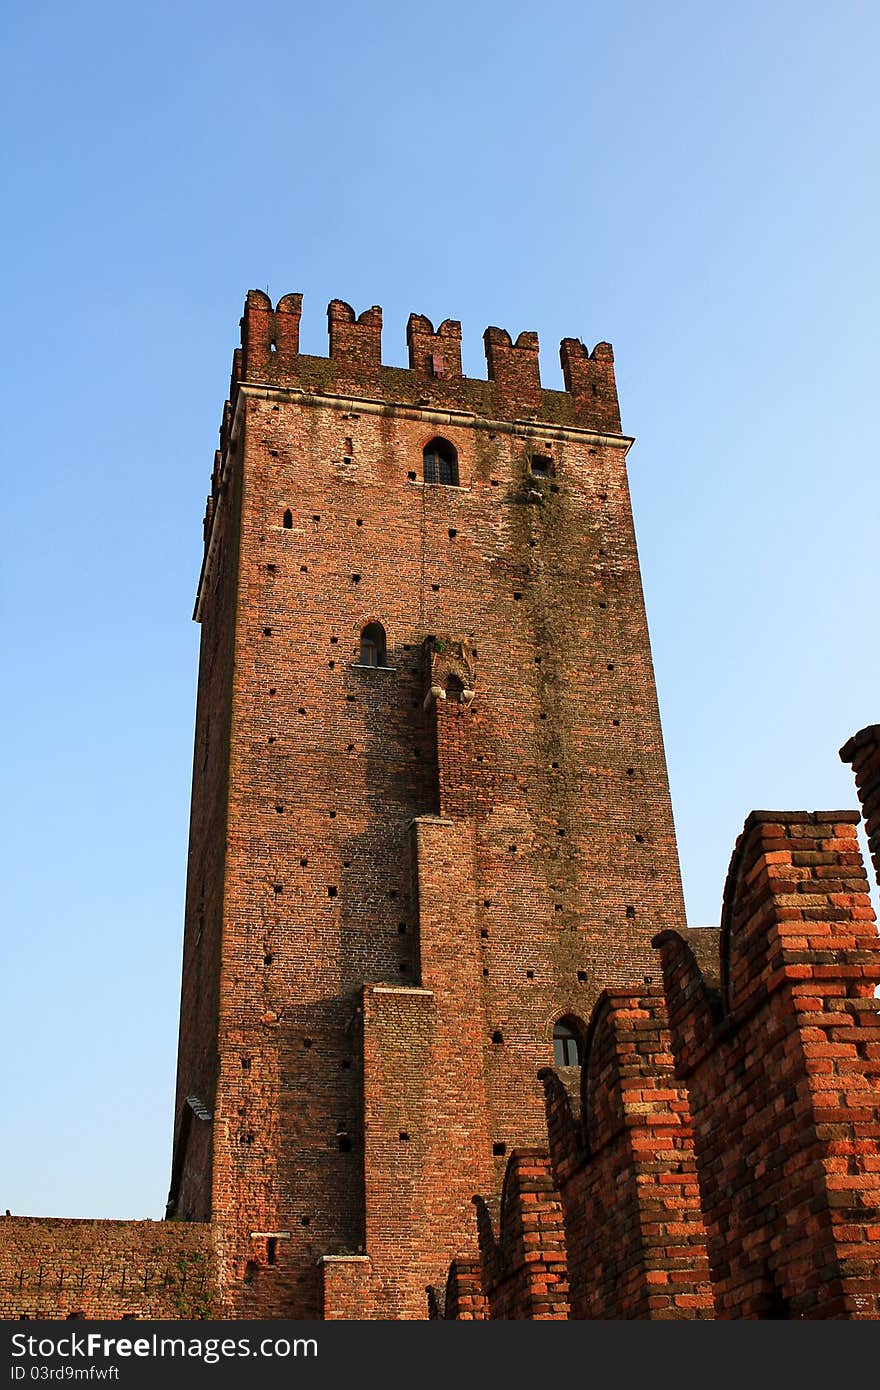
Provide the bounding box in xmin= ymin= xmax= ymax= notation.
xmin=656 ymin=811 xmax=880 ymax=1318
xmin=5 ymin=289 xmax=880 ymax=1320
xmin=841 ymin=727 xmax=880 ymax=890
xmin=166 ymin=290 xmax=686 ymax=1318
xmin=446 ymin=809 xmax=880 ymax=1319
xmin=0 ymin=1219 xmax=215 ymax=1319
xmin=471 ymin=1150 xmax=570 ymax=1318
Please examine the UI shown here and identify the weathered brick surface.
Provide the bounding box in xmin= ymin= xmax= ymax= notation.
xmin=441 ymin=1258 xmax=488 ymax=1319
xmin=840 ymin=726 xmax=880 ymax=889
xmin=542 ymin=990 xmax=713 ymax=1319
xmin=319 ymin=1255 xmax=374 ymax=1320
xmin=166 ymin=290 xmax=685 ymax=1317
xmin=655 ymin=811 xmax=880 ymax=1318
xmin=352 ymin=817 xmax=493 ymax=1317
xmin=0 ymin=1219 xmax=215 ymax=1319
xmin=472 ymin=1151 xmax=570 ymax=1319
xmin=451 ymin=989 xmax=713 ymax=1320
xmin=449 ymin=813 xmax=880 ymax=1320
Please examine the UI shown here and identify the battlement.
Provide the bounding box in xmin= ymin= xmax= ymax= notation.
xmin=654 ymin=809 xmax=878 ymax=1070
xmin=233 ymin=289 xmax=621 ymax=432
xmin=449 ymin=799 xmax=880 ymax=1321
xmin=195 ymin=288 xmax=629 ymax=621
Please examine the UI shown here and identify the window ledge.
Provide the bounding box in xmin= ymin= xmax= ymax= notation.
xmin=406 ymin=479 xmax=468 ymax=490
xmin=349 ymin=663 xmax=397 ymax=673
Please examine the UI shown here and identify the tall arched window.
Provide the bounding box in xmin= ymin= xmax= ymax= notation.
xmin=359 ymin=622 xmax=386 ymax=667
xmin=552 ymin=1017 xmax=583 ymax=1067
xmin=423 ymin=437 xmax=459 ymax=486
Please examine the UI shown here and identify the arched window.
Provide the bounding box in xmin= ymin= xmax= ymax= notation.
xmin=445 ymin=674 xmax=464 ymax=702
xmin=283 ymin=508 xmax=293 ymax=529
xmin=553 ymin=1017 xmax=582 ymax=1067
xmin=359 ymin=622 xmax=386 ymax=667
xmin=423 ymin=437 xmax=459 ymax=486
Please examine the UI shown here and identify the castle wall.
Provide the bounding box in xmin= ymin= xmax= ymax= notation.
xmin=451 ymin=808 xmax=880 ymax=1320
xmin=472 ymin=1151 xmax=570 ymax=1318
xmin=322 ymin=816 xmax=494 ymax=1317
xmin=541 ymin=991 xmax=713 ymax=1319
xmin=7 ymin=286 xmax=880 ymax=1325
xmin=440 ymin=1258 xmax=488 ymax=1320
xmin=167 ymin=429 xmax=244 ymax=1225
xmin=0 ymin=1219 xmax=215 ymax=1320
xmin=451 ymin=989 xmax=713 ymax=1320
xmin=655 ymin=810 xmax=880 ymax=1318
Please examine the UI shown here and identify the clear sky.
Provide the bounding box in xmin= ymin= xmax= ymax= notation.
xmin=2 ymin=0 xmax=878 ymax=1219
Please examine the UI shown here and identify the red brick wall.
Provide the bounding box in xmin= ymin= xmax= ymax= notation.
xmin=319 ymin=1256 xmax=374 ymax=1320
xmin=355 ymin=816 xmax=493 ymax=1317
xmin=472 ymin=1151 xmax=569 ymax=1319
xmin=655 ymin=810 xmax=880 ymax=1318
xmin=168 ymin=290 xmax=686 ymax=1316
xmin=0 ymin=1219 xmax=215 ymax=1319
xmin=167 ymin=423 xmax=244 ymax=1226
xmin=452 ymin=987 xmax=713 ymax=1320
xmin=540 ymin=990 xmax=713 ymax=1319
xmin=841 ymin=726 xmax=880 ymax=889
xmin=12 ymin=291 xmax=880 ymax=1324
xmin=446 ymin=810 xmax=880 ymax=1321
xmin=441 ymin=1258 xmax=488 ymax=1320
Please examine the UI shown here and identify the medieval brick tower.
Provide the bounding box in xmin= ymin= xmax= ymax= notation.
xmin=166 ymin=289 xmax=687 ymax=1319
xmin=4 ymin=292 xmax=879 ymax=1321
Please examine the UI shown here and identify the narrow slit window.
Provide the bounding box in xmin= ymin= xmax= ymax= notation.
xmin=423 ymin=437 xmax=459 ymax=486
xmin=359 ymin=622 xmax=386 ymax=667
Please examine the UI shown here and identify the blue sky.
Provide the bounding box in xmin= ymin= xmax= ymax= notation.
xmin=2 ymin=1 xmax=878 ymax=1219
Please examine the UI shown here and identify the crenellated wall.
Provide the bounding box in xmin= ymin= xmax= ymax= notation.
xmin=471 ymin=1151 xmax=570 ymax=1319
xmin=449 ymin=802 xmax=880 ymax=1320
xmin=655 ymin=810 xmax=880 ymax=1318
xmin=448 ymin=989 xmax=713 ymax=1320
xmin=540 ymin=990 xmax=713 ymax=1319
xmin=234 ymin=290 xmax=619 ymax=424
xmin=438 ymin=1257 xmax=488 ymax=1320
xmin=197 ymin=290 xmax=625 ymax=577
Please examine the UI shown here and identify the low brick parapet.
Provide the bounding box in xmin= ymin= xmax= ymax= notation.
xmin=0 ymin=1217 xmax=216 ymax=1319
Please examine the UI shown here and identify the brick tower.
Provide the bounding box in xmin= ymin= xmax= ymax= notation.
xmin=167 ymin=290 xmax=687 ymax=1318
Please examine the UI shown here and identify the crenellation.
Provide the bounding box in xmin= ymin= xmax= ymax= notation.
xmin=406 ymin=313 xmax=463 ymax=381
xmin=559 ymin=337 xmax=621 ymax=432
xmin=327 ymin=299 xmax=383 ymax=378
xmin=483 ymin=326 xmax=542 ymax=412
xmin=228 ymin=293 xmax=623 ymax=434
xmin=455 ymin=809 xmax=880 ymax=1320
